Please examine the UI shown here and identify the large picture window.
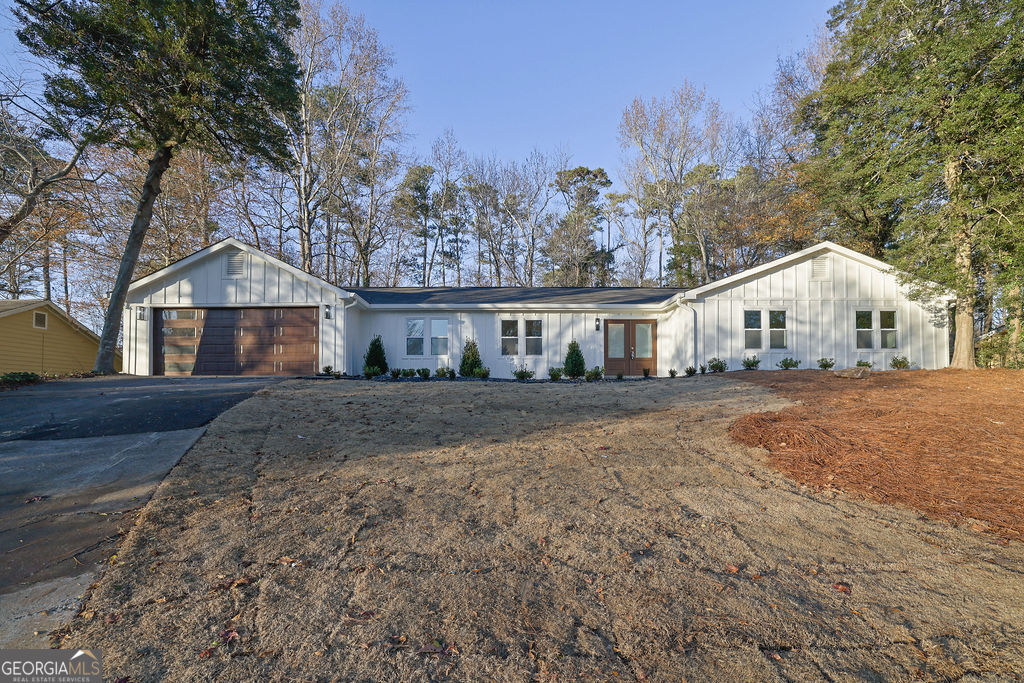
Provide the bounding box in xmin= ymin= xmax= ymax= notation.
xmin=744 ymin=310 xmax=762 ymax=350
xmin=500 ymin=320 xmax=519 ymax=355
xmin=768 ymin=310 xmax=787 ymax=349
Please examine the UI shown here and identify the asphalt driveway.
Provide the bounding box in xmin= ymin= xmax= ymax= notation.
xmin=0 ymin=375 xmax=280 ymax=647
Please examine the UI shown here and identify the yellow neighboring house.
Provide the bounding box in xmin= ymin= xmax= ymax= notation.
xmin=0 ymin=299 xmax=121 ymax=374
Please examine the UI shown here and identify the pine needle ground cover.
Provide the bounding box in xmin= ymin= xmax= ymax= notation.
xmin=731 ymin=369 xmax=1024 ymax=542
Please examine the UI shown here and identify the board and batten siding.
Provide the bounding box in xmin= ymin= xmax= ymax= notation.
xmin=691 ymin=251 xmax=950 ymax=371
xmin=124 ymin=248 xmax=345 ymax=375
xmin=346 ymin=306 xmax=691 ymax=378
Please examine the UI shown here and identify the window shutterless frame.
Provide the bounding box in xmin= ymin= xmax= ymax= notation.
xmin=743 ymin=309 xmax=762 ymax=350
xmin=406 ymin=317 xmax=450 ymax=357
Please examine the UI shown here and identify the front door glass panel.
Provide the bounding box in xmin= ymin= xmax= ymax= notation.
xmin=607 ymin=323 xmax=625 ymax=358
xmin=635 ymin=323 xmax=653 ymax=358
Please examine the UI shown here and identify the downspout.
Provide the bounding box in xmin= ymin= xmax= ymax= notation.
xmin=340 ymin=294 xmax=359 ymax=375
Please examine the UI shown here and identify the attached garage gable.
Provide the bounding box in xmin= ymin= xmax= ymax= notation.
xmin=124 ymin=239 xmax=350 ymax=376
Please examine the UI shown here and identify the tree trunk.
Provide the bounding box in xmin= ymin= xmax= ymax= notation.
xmin=1008 ymin=285 xmax=1022 ymax=368
xmin=42 ymin=238 xmax=52 ymax=300
xmin=949 ymin=228 xmax=977 ymax=369
xmin=94 ymin=144 xmax=175 ymax=373
xmin=61 ymin=239 xmax=71 ymax=314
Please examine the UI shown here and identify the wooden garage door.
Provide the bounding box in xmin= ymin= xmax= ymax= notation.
xmin=155 ymin=307 xmax=318 ymax=376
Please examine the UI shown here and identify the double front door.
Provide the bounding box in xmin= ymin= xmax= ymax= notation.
xmin=604 ymin=320 xmax=657 ymax=376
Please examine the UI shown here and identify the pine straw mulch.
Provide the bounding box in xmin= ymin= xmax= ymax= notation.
xmin=729 ymin=369 xmax=1024 ymax=542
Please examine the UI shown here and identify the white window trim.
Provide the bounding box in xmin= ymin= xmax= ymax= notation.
xmin=767 ymin=308 xmax=790 ymax=351
xmin=499 ymin=316 xmax=544 ymax=357
xmin=743 ymin=308 xmax=763 ymax=351
xmin=32 ymin=310 xmax=48 ymax=330
xmin=855 ymin=308 xmax=899 ymax=351
xmin=404 ymin=316 xmax=451 ymax=359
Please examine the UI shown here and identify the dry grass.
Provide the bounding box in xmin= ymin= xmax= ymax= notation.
xmin=730 ymin=369 xmax=1024 ymax=541
xmin=56 ymin=378 xmax=1024 ymax=681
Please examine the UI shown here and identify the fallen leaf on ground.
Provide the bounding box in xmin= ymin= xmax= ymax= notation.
xmin=833 ymin=582 xmax=852 ymax=594
xmin=726 ymin=564 xmax=740 ymax=574
xmin=24 ymin=495 xmax=46 ymax=504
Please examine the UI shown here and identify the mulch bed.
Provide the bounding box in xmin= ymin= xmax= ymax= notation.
xmin=729 ymin=369 xmax=1024 ymax=541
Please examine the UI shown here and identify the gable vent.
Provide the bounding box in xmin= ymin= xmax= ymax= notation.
xmin=224 ymin=251 xmax=247 ymax=278
xmin=810 ymin=255 xmax=831 ymax=281
xmin=33 ymin=311 xmax=48 ymax=329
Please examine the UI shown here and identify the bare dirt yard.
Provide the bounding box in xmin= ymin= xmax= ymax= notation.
xmin=55 ymin=377 xmax=1024 ymax=680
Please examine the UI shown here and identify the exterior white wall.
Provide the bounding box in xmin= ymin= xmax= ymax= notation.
xmin=691 ymin=252 xmax=950 ymax=371
xmin=124 ymin=247 xmax=345 ymax=375
xmin=345 ymin=307 xmax=688 ymax=378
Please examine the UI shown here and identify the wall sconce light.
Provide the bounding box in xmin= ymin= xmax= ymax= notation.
xmin=136 ymin=306 xmax=147 ymax=321
xmin=595 ymin=318 xmax=601 ymax=332
xmin=324 ymin=304 xmax=332 ymax=320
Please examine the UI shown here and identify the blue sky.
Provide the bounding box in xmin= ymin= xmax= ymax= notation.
xmin=1 ymin=0 xmax=835 ymax=182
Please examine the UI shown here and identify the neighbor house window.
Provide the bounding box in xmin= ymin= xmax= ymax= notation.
xmin=744 ymin=310 xmax=762 ymax=349
xmin=430 ymin=318 xmax=449 ymax=355
xmin=880 ymin=310 xmax=897 ymax=349
xmin=406 ymin=318 xmax=425 ymax=355
xmin=525 ymin=319 xmax=542 ymax=355
xmin=769 ymin=310 xmax=787 ymax=349
xmin=855 ymin=310 xmax=873 ymax=349
xmin=501 ymin=320 xmax=519 ymax=355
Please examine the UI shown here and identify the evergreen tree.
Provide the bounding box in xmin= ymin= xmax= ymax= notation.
xmin=564 ymin=339 xmax=586 ymax=379
xmin=363 ymin=335 xmax=389 ymax=373
xmin=458 ymin=338 xmax=483 ymax=377
xmin=15 ymin=0 xmax=302 ymax=372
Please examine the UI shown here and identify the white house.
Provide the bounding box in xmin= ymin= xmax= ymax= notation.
xmin=122 ymin=238 xmax=953 ymax=377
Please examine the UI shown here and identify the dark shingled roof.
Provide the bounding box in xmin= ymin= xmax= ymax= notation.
xmin=345 ymin=287 xmax=686 ymax=306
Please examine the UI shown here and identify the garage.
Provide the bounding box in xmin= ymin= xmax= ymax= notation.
xmin=155 ymin=307 xmax=319 ymax=376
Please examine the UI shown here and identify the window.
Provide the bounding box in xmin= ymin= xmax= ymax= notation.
xmin=880 ymin=310 xmax=897 ymax=349
xmin=430 ymin=319 xmax=449 ymax=355
xmin=769 ymin=310 xmax=787 ymax=349
xmin=501 ymin=320 xmax=519 ymax=355
xmin=224 ymin=251 xmax=247 ymax=278
xmin=162 ymin=310 xmax=197 ymax=320
xmin=525 ymin=320 xmax=542 ymax=355
xmin=744 ymin=310 xmax=762 ymax=349
xmin=406 ymin=318 xmax=424 ymax=355
xmin=855 ymin=310 xmax=873 ymax=349
xmin=162 ymin=327 xmax=197 ymax=337
xmin=33 ymin=311 xmax=47 ymax=329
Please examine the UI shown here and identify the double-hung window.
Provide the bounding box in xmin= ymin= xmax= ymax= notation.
xmin=880 ymin=310 xmax=897 ymax=349
xmin=744 ymin=310 xmax=762 ymax=350
xmin=855 ymin=311 xmax=873 ymax=349
xmin=768 ymin=310 xmax=788 ymax=349
xmin=500 ymin=320 xmax=519 ymax=356
xmin=407 ymin=317 xmax=449 ymax=356
xmin=406 ymin=318 xmax=425 ymax=355
xmin=500 ymin=319 xmax=543 ymax=356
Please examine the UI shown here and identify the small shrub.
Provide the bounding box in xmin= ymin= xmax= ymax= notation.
xmin=548 ymin=367 xmax=563 ymax=381
xmin=416 ymin=367 xmax=431 ymax=379
xmin=513 ymin=364 xmax=535 ymax=381
xmin=584 ymin=366 xmax=604 ymax=382
xmin=707 ymin=357 xmax=727 ymax=373
xmin=459 ymin=338 xmax=483 ymax=377
xmin=564 ymin=340 xmax=586 ymax=379
xmin=856 ymin=360 xmax=874 ymax=368
xmin=1 ymin=371 xmax=41 ymax=387
xmin=817 ymin=357 xmax=836 ymax=370
xmin=669 ymin=368 xmax=678 ymax=378
xmin=322 ymin=365 xmax=333 ymax=375
xmin=742 ymin=355 xmax=760 ymax=370
xmin=363 ymin=335 xmax=389 ymax=374
xmin=642 ymin=367 xmax=650 ymax=378
xmin=616 ymin=372 xmax=624 ymax=380
xmin=363 ymin=365 xmax=382 ymax=378
xmin=435 ymin=366 xmax=449 ymax=378
xmin=889 ymin=355 xmax=911 ymax=370
xmin=332 ymin=371 xmax=342 ymax=379
xmin=449 ymin=368 xmax=457 ymax=379
xmin=401 ymin=368 xmax=416 ymax=377
xmin=684 ymin=366 xmax=696 ymax=377
xmin=777 ymin=357 xmax=800 ymax=370
xmin=473 ymin=366 xmax=491 ymax=379
xmin=390 ymin=368 xmax=401 ymax=379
